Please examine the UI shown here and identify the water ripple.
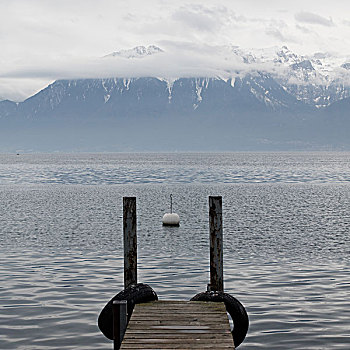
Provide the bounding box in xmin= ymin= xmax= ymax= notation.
xmin=0 ymin=153 xmax=349 ymax=349
xmin=0 ymin=152 xmax=350 ymax=185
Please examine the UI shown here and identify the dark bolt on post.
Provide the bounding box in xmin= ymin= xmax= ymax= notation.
xmin=113 ymin=300 xmax=127 ymax=350
xmin=209 ymin=196 xmax=223 ymax=292
xmin=123 ymin=197 xmax=137 ymax=289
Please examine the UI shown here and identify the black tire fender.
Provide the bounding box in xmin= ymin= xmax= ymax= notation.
xmin=190 ymin=291 xmax=249 ymax=348
xmin=98 ymin=283 xmax=158 ymax=340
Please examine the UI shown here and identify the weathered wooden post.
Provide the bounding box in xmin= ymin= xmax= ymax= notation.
xmin=112 ymin=300 xmax=127 ymax=350
xmin=208 ymin=196 xmax=224 ymax=292
xmin=123 ymin=197 xmax=137 ymax=288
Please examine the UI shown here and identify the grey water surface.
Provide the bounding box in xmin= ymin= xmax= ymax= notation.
xmin=0 ymin=152 xmax=349 ymax=349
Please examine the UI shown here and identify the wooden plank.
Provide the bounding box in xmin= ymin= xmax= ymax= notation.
xmin=130 ymin=317 xmax=228 ymax=323
xmin=122 ymin=344 xmax=233 ymax=348
xmin=120 ymin=301 xmax=234 ymax=349
xmin=123 ymin=332 xmax=231 ymax=338
xmin=122 ymin=343 xmax=233 ymax=349
xmin=131 ymin=301 xmax=227 ymax=312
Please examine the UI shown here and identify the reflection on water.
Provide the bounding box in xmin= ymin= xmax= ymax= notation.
xmin=0 ymin=153 xmax=350 ymax=349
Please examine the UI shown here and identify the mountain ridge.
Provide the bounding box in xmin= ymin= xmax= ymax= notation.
xmin=0 ymin=45 xmax=349 ymax=151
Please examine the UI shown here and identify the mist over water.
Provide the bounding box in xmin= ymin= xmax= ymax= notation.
xmin=0 ymin=152 xmax=349 ymax=349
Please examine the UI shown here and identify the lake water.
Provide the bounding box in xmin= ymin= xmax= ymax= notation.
xmin=0 ymin=152 xmax=349 ymax=349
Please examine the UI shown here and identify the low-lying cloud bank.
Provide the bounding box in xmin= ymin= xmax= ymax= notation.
xmin=0 ymin=45 xmax=280 ymax=79
xmin=1 ymin=43 xmax=350 ymax=101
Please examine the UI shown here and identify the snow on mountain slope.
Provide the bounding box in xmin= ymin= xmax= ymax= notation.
xmin=105 ymin=45 xmax=163 ymax=58
xmin=1 ymin=45 xmax=349 ymax=123
xmin=102 ymin=44 xmax=350 ymax=108
xmin=227 ymin=45 xmax=350 ymax=107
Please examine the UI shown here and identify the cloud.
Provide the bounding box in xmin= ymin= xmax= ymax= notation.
xmin=0 ymin=45 xmax=348 ymax=102
xmin=134 ymin=4 xmax=247 ymax=46
xmin=296 ymin=24 xmax=314 ymax=34
xmin=1 ymin=1 xmax=350 ymax=100
xmin=0 ymin=43 xmax=289 ymax=100
xmin=4 ymin=41 xmax=349 ymax=100
xmin=295 ymin=11 xmax=335 ymax=27
xmin=0 ymin=78 xmax=52 ymax=102
xmin=0 ymin=45 xmax=245 ymax=81
xmin=171 ymin=5 xmax=226 ymax=32
xmin=265 ymin=23 xmax=298 ymax=45
xmin=265 ymin=28 xmax=287 ymax=42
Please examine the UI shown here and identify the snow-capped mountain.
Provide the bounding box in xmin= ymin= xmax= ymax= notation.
xmin=0 ymin=75 xmax=312 ymax=121
xmin=105 ymin=45 xmax=163 ymax=58
xmin=227 ymin=45 xmax=350 ymax=108
xmin=0 ymin=45 xmax=349 ymax=151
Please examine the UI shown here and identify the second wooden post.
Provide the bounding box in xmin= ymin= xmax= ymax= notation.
xmin=209 ymin=196 xmax=223 ymax=292
xmin=123 ymin=197 xmax=137 ymax=289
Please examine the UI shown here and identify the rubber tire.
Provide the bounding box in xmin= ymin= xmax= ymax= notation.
xmin=98 ymin=283 xmax=158 ymax=340
xmin=190 ymin=291 xmax=249 ymax=348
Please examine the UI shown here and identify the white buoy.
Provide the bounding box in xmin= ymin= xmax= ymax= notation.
xmin=162 ymin=194 xmax=180 ymax=226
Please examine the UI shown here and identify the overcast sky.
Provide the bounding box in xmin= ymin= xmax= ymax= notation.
xmin=1 ymin=0 xmax=350 ymax=101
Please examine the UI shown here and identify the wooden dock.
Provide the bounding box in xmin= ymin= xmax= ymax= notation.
xmin=120 ymin=300 xmax=235 ymax=349
xmin=98 ymin=196 xmax=248 ymax=349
